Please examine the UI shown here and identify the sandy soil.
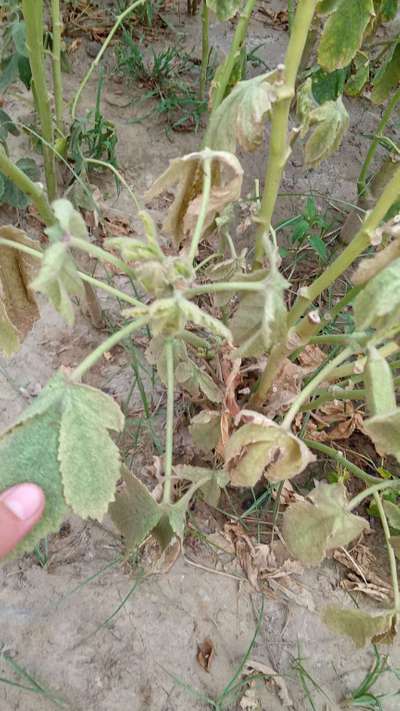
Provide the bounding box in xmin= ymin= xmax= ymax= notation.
xmin=1 ymin=2 xmax=400 ymax=709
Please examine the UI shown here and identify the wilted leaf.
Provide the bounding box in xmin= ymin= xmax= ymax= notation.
xmin=31 ymin=242 xmax=85 ymax=326
xmin=48 ymin=198 xmax=88 ymax=241
xmin=321 ymin=606 xmax=395 ymax=648
xmin=352 ymin=239 xmax=400 ymax=285
xmin=176 ymin=359 xmax=222 ymax=402
xmin=180 ymin=298 xmax=232 ymax=343
xmin=206 ymin=0 xmax=240 ymax=20
xmin=371 ymin=41 xmax=400 ymax=104
xmin=207 ymin=70 xmax=291 ymax=153
xmin=189 ymin=410 xmax=221 ymax=452
xmin=303 ymin=97 xmax=349 ymax=167
xmin=230 ymin=269 xmax=288 ymax=358
xmin=353 ymin=257 xmax=400 ymax=331
xmin=224 ymin=415 xmax=315 ymax=487
xmin=146 ymin=335 xmax=189 ymax=385
xmin=364 ymin=346 xmax=396 ymax=418
xmin=145 ymin=149 xmax=243 ymax=247
xmin=383 ymin=500 xmax=400 ymax=530
xmin=109 ymin=468 xmax=162 ymax=551
xmin=174 ymin=464 xmax=228 ymax=507
xmin=364 ymin=409 xmax=400 ymax=462
xmin=282 ymin=482 xmax=369 ymax=566
xmin=345 ymin=51 xmax=370 ymax=96
xmin=0 ymin=226 xmax=40 ymax=353
xmin=318 ymin=0 xmax=374 ymax=71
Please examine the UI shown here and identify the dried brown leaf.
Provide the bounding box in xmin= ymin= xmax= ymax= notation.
xmin=197 ymin=639 xmax=214 ymax=672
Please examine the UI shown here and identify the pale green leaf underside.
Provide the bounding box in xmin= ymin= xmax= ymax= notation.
xmin=322 ymin=606 xmax=395 ymax=648
xmin=31 ymin=242 xmax=85 ymax=326
xmin=109 ymin=468 xmax=162 ymax=551
xmin=353 ymin=258 xmax=400 ymax=331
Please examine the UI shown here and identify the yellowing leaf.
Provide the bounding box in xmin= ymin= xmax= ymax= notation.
xmin=207 ymin=71 xmax=291 ymax=153
xmin=189 ymin=410 xmax=221 ymax=452
xmin=303 ymin=97 xmax=349 ymax=167
xmin=353 ymin=257 xmax=400 ymax=331
xmin=176 ymin=359 xmax=222 ymax=402
xmin=321 ymin=606 xmax=395 ymax=648
xmin=31 ymin=242 xmax=85 ymax=326
xmin=345 ymin=51 xmax=370 ymax=96
xmin=282 ymin=482 xmax=369 ymax=566
xmin=206 ymin=0 xmax=241 ymax=21
xmin=145 ymin=149 xmax=243 ymax=247
xmin=318 ymin=0 xmax=374 ymax=71
xmin=390 ymin=536 xmax=400 ymax=558
xmin=174 ymin=464 xmax=229 ymax=507
xmin=109 ymin=467 xmax=162 ymax=551
xmin=224 ymin=416 xmax=315 ymax=487
xmin=371 ymin=42 xmax=400 ymax=104
xmin=48 ymin=198 xmax=88 ymax=241
xmin=0 ymin=225 xmax=40 ymax=355
xmin=364 ymin=409 xmax=400 ymax=463
xmin=383 ymin=500 xmax=400 ymax=530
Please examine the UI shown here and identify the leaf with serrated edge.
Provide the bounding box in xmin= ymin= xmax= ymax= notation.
xmin=224 ymin=419 xmax=315 ymax=487
xmin=318 ymin=0 xmax=374 ymax=71
xmin=321 ymin=607 xmax=395 ymax=648
xmin=0 ymin=409 xmax=68 ymax=559
xmin=31 ymin=242 xmax=85 ymax=326
xmin=282 ymin=482 xmax=369 ymax=566
xmin=59 ymin=382 xmax=124 ymax=519
xmin=109 ymin=467 xmax=162 ymax=551
xmin=189 ymin=410 xmax=221 ymax=452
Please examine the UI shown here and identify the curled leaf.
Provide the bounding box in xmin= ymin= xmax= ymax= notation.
xmin=47 ymin=198 xmax=88 ymax=241
xmin=282 ymin=482 xmax=369 ymax=566
xmin=321 ymin=606 xmax=396 ymax=648
xmin=303 ymin=96 xmax=349 ymax=167
xmin=353 ymin=257 xmax=400 ymax=331
xmin=224 ymin=416 xmax=315 ymax=487
xmin=0 ymin=226 xmax=40 ymax=355
xmin=318 ymin=0 xmax=374 ymax=71
xmin=145 ymin=149 xmax=243 ymax=247
xmin=31 ymin=242 xmax=85 ymax=326
xmin=208 ymin=70 xmax=292 ymax=153
xmin=189 ymin=410 xmax=221 ymax=452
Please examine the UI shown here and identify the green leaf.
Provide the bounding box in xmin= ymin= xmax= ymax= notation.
xmin=345 ymin=51 xmax=370 ymax=96
xmin=224 ymin=416 xmax=315 ymax=487
xmin=353 ymin=257 xmax=400 ymax=331
xmin=371 ymin=42 xmax=400 ymax=104
xmin=0 ymin=409 xmax=69 ymax=558
xmin=309 ymin=235 xmax=328 ymax=261
xmin=31 ymin=242 xmax=85 ymax=326
xmin=17 ymin=54 xmax=32 ymax=89
xmin=383 ymin=500 xmax=400 ymax=530
xmin=109 ymin=467 xmax=162 ymax=551
xmin=11 ymin=20 xmax=28 ymax=57
xmin=364 ymin=409 xmax=400 ymax=463
xmin=58 ymin=381 xmax=124 ymax=518
xmin=318 ymin=0 xmax=374 ymax=71
xmin=379 ymin=0 xmax=398 ymax=21
xmin=189 ymin=410 xmax=221 ymax=452
xmin=206 ymin=0 xmax=241 ymax=21
xmin=0 ymin=108 xmax=19 ymax=140
xmin=0 ymin=55 xmax=19 ymax=93
xmin=0 ymin=173 xmax=5 ymax=202
xmin=321 ymin=607 xmax=396 ymax=648
xmin=363 ymin=347 xmax=396 ymax=418
xmin=303 ymin=97 xmax=349 ymax=167
xmin=317 ymin=0 xmax=341 ymax=13
xmin=175 ymin=359 xmax=222 ymax=402
xmin=311 ymin=67 xmax=347 ymax=104
xmin=208 ymin=71 xmax=291 ymax=153
xmin=230 ymin=270 xmax=288 ymax=358
xmin=16 ymin=157 xmax=40 ymax=182
xmin=48 ymin=198 xmax=89 ymax=241
xmin=174 ymin=464 xmax=229 ymax=507
xmin=282 ymin=482 xmax=369 ymax=566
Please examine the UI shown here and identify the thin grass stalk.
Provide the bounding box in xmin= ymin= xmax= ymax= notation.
xmin=199 ymin=1 xmax=209 ymax=99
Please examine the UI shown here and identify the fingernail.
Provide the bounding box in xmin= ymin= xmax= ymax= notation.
xmin=1 ymin=484 xmax=44 ymax=521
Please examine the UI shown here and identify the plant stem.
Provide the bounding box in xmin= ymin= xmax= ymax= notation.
xmin=69 ymin=236 xmax=136 ymax=277
xmin=282 ymin=346 xmax=353 ymax=428
xmin=373 ymin=492 xmax=400 ymax=612
xmin=0 ymin=237 xmax=141 ymax=307
xmin=188 ymin=157 xmax=212 ymax=263
xmin=348 ymin=481 xmax=400 ymax=512
xmin=326 ymin=341 xmax=400 ymax=382
xmin=287 ymin=0 xmax=295 ymax=32
xmin=303 ymin=440 xmax=382 ymax=485
xmin=50 ymin=0 xmax=64 ymax=133
xmin=185 ymin=281 xmax=264 ymax=297
xmin=71 ymin=0 xmax=146 ymax=120
xmin=71 ymin=317 xmax=148 ymax=381
xmin=0 ymin=145 xmax=56 ymax=225
xmin=288 ymin=164 xmax=400 ymax=327
xmin=199 ymin=0 xmax=209 ymax=100
xmin=254 ymin=0 xmax=318 ymax=263
xmin=21 ymin=0 xmax=57 ymax=201
xmin=301 ymin=374 xmax=400 ymax=412
xmin=358 ymin=87 xmax=400 ymax=197
xmin=205 ymin=0 xmax=257 ymax=117
xmin=309 ymin=332 xmax=366 ymax=345
xmin=163 ymin=338 xmax=175 ymax=505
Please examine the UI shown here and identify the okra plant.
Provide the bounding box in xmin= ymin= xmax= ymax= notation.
xmin=1 ymin=0 xmax=400 ymax=649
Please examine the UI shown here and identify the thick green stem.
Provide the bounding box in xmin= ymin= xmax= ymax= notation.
xmin=50 ymin=0 xmax=64 ymax=133
xmin=21 ymin=0 xmax=56 ymax=201
xmin=254 ymin=0 xmax=318 ymax=263
xmin=358 ymin=87 xmax=400 ymax=197
xmin=188 ymin=157 xmax=212 ymax=263
xmin=0 ymin=145 xmax=55 ymax=225
xmin=373 ymin=493 xmax=400 ymax=612
xmin=72 ymin=317 xmax=148 ymax=381
xmin=282 ymin=347 xmax=353 ymax=428
xmin=204 ymin=0 xmax=257 ymax=120
xmin=199 ymin=1 xmax=209 ymax=100
xmin=71 ymin=0 xmax=146 ymax=120
xmin=163 ymin=339 xmax=175 ymax=505
xmin=303 ymin=440 xmax=382 ymax=485
xmin=288 ymin=164 xmax=400 ymax=327
xmin=349 ymin=481 xmax=400 ymax=512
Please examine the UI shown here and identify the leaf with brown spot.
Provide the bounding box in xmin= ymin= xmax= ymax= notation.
xmin=197 ymin=639 xmax=214 ymax=672
xmin=144 ymin=149 xmax=243 ymax=247
xmin=0 ymin=226 xmax=40 ymax=355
